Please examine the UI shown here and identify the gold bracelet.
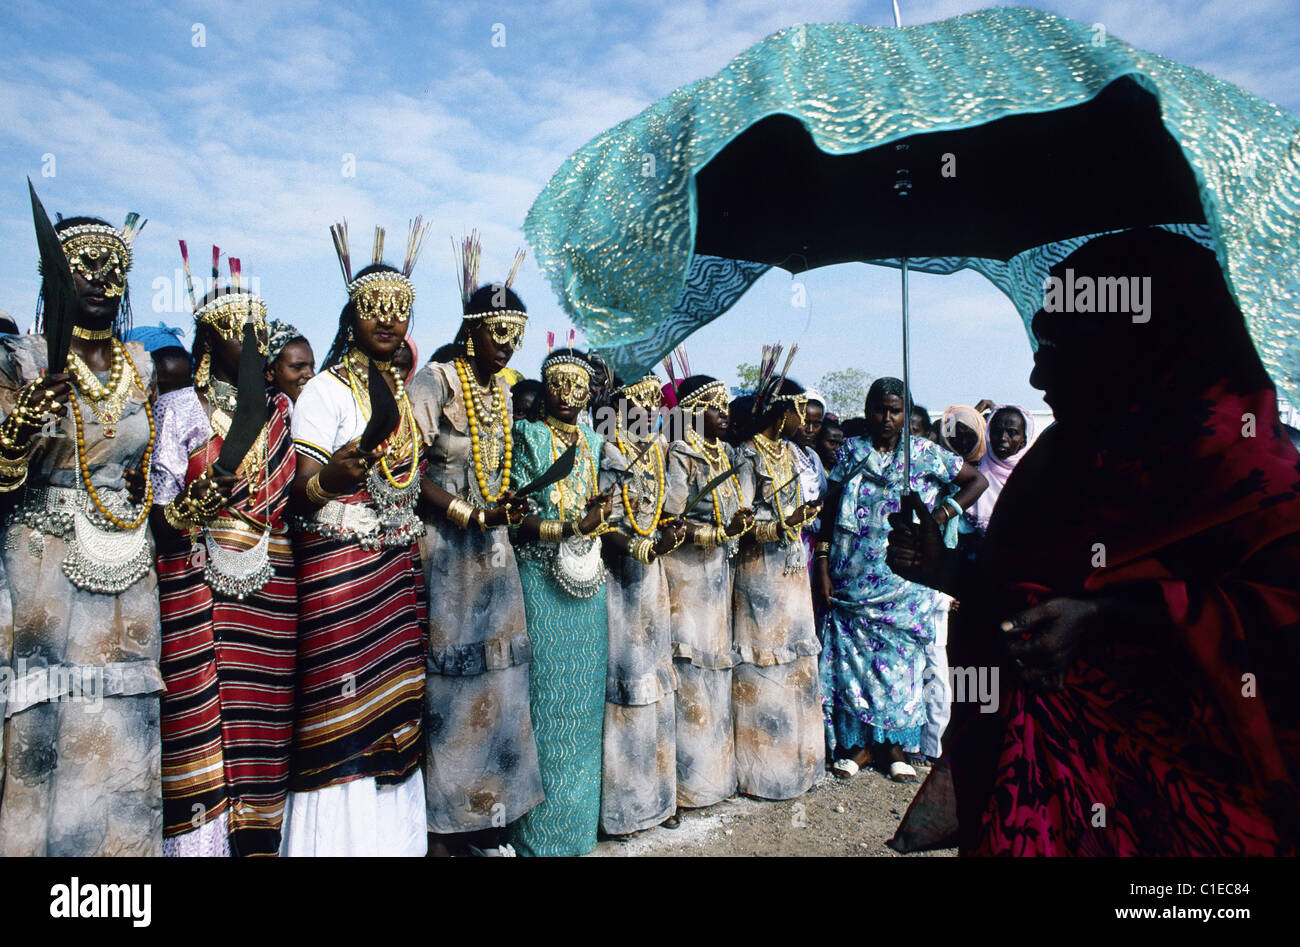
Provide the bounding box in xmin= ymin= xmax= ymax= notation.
xmin=164 ymin=497 xmax=199 ymax=532
xmin=473 ymin=508 xmax=487 ymax=531
xmin=815 ymin=541 xmax=830 ymax=554
xmin=306 ymin=472 xmax=340 ymax=506
xmin=446 ymin=497 xmax=473 ymax=530
xmin=540 ymin=519 xmax=564 ymax=543
xmin=631 ymin=537 xmax=655 ymax=564
xmin=755 ymin=522 xmax=777 ymax=543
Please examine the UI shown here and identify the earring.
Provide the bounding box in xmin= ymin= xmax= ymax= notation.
xmin=194 ymin=351 xmax=211 ymax=388
xmin=465 ymin=335 xmax=476 ymax=357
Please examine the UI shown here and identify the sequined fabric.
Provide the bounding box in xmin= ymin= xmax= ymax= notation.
xmin=524 ymin=9 xmax=1300 ymax=402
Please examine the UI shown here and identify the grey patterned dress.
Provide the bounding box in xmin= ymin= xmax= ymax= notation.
xmin=661 ymin=437 xmax=747 ymax=808
xmin=598 ymin=435 xmax=677 ymax=834
xmin=731 ymin=439 xmax=824 ymax=800
xmin=408 ymin=361 xmax=543 ymax=834
xmin=0 ymin=335 xmax=163 ymax=856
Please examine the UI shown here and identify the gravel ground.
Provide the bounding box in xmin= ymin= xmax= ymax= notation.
xmin=590 ymin=766 xmax=956 ymax=857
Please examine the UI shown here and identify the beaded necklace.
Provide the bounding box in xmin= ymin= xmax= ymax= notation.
xmin=686 ymin=428 xmax=740 ymax=530
xmin=454 ymin=356 xmax=512 ymax=502
xmin=344 ymin=348 xmax=419 ymax=489
xmin=66 ymin=340 xmax=133 ymax=437
xmin=752 ymin=431 xmax=801 ymax=542
xmin=67 ymin=340 xmax=155 ymax=530
xmin=615 ymin=428 xmax=664 ymax=537
xmin=544 ymin=416 xmax=596 ymax=522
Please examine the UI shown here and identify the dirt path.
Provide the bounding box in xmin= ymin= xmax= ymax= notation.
xmin=590 ymin=768 xmax=956 ymax=857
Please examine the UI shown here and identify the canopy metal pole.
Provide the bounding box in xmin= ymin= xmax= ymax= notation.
xmin=901 ymin=257 xmax=911 ymax=487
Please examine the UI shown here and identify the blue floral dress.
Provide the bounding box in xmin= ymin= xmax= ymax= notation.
xmin=819 ymin=435 xmax=962 ymax=754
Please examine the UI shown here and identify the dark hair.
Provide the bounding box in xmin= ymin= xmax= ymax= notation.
xmin=0 ymin=314 xmax=19 ymax=335
xmin=430 ymin=342 xmax=461 ymax=364
xmin=989 ymin=406 xmax=1027 ymax=429
xmin=152 ymin=344 xmax=190 ymax=364
xmin=866 ymin=376 xmax=909 ymax=410
xmin=36 ymin=216 xmax=134 ymax=337
xmin=465 ymin=283 xmax=525 ymax=317
xmin=841 ymin=417 xmax=869 ymax=438
xmin=727 ymin=394 xmax=754 ymax=445
xmin=819 ymin=418 xmax=844 ymax=437
xmin=753 ymin=378 xmax=805 ymax=433
xmin=512 ymin=378 xmax=545 ymax=422
xmin=322 ymin=263 xmax=410 ymax=369
xmin=450 ymin=284 xmax=528 ymax=356
xmin=910 ymin=403 xmax=931 ymax=435
xmin=675 ymin=374 xmax=718 ymax=402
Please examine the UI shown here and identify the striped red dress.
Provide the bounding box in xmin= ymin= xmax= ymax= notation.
xmin=153 ymin=388 xmax=298 ymax=856
xmin=287 ymin=366 xmax=426 ymax=799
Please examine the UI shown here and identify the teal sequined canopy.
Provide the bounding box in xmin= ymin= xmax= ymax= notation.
xmin=524 ymin=6 xmax=1300 ymax=404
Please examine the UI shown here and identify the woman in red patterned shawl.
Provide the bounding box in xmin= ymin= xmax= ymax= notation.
xmin=887 ymin=228 xmax=1300 ymax=856
xmin=151 ymin=279 xmax=297 ymax=857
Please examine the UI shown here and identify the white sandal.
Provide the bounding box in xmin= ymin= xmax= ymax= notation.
xmin=888 ymin=761 xmax=918 ymax=782
xmin=831 ymin=758 xmax=860 ymax=779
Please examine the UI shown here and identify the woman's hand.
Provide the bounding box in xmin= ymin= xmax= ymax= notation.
xmin=1002 ymin=597 xmax=1102 ymax=692
xmin=5 ymin=373 xmax=71 ymax=443
xmin=578 ymin=491 xmax=612 ymax=535
xmin=319 ymin=438 xmax=382 ymax=494
xmin=485 ymin=489 xmax=529 ymax=528
xmin=180 ymin=467 xmax=236 ymax=522
xmin=724 ymin=508 xmax=753 ymax=538
xmin=790 ymin=500 xmax=822 ymax=528
xmin=653 ymin=518 xmax=686 ymax=556
xmin=814 ymin=555 xmax=834 ymax=603
xmin=886 ymin=492 xmax=956 ymax=592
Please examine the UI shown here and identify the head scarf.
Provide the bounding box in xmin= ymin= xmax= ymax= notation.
xmin=940 ymin=404 xmax=987 ymax=463
xmin=266 ymin=319 xmax=307 ymax=364
xmin=402 ymin=334 xmax=419 ymax=383
xmin=968 ymin=404 xmax=1034 ymax=530
xmin=124 ymin=321 xmax=185 ymax=353
xmin=803 ymin=387 xmax=827 ymax=411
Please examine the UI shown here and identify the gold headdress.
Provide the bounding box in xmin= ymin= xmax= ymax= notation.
xmin=616 ymin=374 xmax=663 ymax=412
xmin=179 ymin=242 xmax=269 ymax=355
xmin=453 ymin=229 xmax=528 ymax=349
xmin=329 ymin=217 xmax=431 ymax=325
xmin=679 ymin=380 xmax=729 ymax=414
xmin=541 ymin=352 xmax=593 ymax=409
xmin=43 ymin=213 xmax=147 ymax=297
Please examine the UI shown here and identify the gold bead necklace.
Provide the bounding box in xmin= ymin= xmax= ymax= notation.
xmin=455 ymin=356 xmax=512 ymax=502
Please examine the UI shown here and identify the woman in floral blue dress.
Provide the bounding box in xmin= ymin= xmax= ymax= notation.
xmin=814 ymin=378 xmax=986 ymax=782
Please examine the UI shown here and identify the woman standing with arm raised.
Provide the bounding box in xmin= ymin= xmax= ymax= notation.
xmin=406 ymin=234 xmax=542 ymax=856
xmin=0 ymin=212 xmax=163 ymax=856
xmin=279 ymin=222 xmax=430 ymax=856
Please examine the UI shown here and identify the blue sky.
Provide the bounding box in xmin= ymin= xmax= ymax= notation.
xmin=1 ymin=0 xmax=1296 ymax=415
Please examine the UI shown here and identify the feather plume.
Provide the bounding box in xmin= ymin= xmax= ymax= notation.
xmin=403 ymin=216 xmax=430 ymax=277
xmin=229 ymin=257 xmax=241 ymax=292
xmin=546 ymin=330 xmax=555 ymax=353
xmin=451 ymin=230 xmax=481 ymax=305
xmin=673 ymin=344 xmax=691 ymax=379
xmin=178 ymin=240 xmax=197 ymax=312
xmin=661 ymin=355 xmax=677 ymax=384
xmin=504 ymin=248 xmax=526 ymax=289
xmin=372 ymin=227 xmax=385 ymax=266
xmin=329 ymin=221 xmax=352 ymax=286
xmin=122 ymin=212 xmax=146 ymax=244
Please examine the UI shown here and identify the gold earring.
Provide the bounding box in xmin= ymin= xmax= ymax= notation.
xmin=194 ymin=351 xmax=211 ymax=388
xmin=466 ymin=335 xmax=476 ymax=357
